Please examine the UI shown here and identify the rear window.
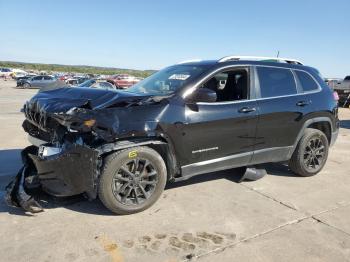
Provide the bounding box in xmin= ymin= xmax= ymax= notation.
xmin=295 ymin=70 xmax=319 ymax=92
xmin=257 ymin=67 xmax=297 ymax=98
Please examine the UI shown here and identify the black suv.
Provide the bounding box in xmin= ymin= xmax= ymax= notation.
xmin=6 ymin=56 xmax=339 ymax=214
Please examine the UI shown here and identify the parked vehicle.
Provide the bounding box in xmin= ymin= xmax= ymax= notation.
xmin=10 ymin=69 xmax=28 ymax=79
xmin=21 ymin=75 xmax=58 ymax=89
xmin=16 ymin=74 xmax=38 ymax=87
xmin=334 ymin=76 xmax=350 ymax=106
xmin=78 ymin=79 xmax=116 ymax=90
xmin=0 ymin=68 xmax=13 ymax=78
xmin=107 ymin=74 xmax=141 ymax=89
xmin=324 ymin=78 xmax=342 ymax=90
xmin=6 ymin=56 xmax=339 ymax=215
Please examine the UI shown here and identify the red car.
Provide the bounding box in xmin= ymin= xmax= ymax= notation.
xmin=107 ymin=74 xmax=141 ymax=89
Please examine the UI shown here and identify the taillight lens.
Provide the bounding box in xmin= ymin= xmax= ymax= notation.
xmin=333 ymin=91 xmax=339 ymax=101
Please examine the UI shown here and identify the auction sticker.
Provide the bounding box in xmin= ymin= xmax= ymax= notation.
xmin=169 ymin=74 xmax=190 ymax=80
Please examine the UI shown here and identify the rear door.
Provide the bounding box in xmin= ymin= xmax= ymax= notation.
xmin=251 ymin=66 xmax=311 ymax=163
xmin=30 ymin=76 xmax=44 ymax=87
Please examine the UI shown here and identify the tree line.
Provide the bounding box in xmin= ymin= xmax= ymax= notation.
xmin=0 ymin=61 xmax=156 ymax=77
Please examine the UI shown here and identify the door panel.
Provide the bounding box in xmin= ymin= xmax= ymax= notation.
xmin=254 ymin=95 xmax=304 ymax=150
xmin=251 ymin=66 xmax=313 ymax=164
xmin=181 ymin=100 xmax=258 ymax=168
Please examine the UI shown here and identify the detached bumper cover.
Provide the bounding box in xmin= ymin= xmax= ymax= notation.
xmin=5 ymin=144 xmax=99 ymax=213
xmin=29 ymin=144 xmax=99 ymax=198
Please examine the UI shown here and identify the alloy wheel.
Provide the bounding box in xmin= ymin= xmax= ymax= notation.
xmin=303 ymin=136 xmax=325 ymax=171
xmin=111 ymin=158 xmax=158 ymax=206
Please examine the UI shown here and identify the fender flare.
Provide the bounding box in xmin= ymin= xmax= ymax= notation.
xmin=96 ymin=136 xmax=179 ymax=180
xmin=287 ymin=117 xmax=334 ymax=158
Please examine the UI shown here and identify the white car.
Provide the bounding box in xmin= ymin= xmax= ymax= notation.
xmin=11 ymin=69 xmax=29 ymax=79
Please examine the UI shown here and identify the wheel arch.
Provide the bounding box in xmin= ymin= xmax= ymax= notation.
xmin=97 ymin=136 xmax=179 ymax=181
xmin=288 ymin=117 xmax=333 ymax=158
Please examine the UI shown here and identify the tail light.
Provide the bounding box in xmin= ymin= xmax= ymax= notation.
xmin=333 ymin=91 xmax=339 ymax=101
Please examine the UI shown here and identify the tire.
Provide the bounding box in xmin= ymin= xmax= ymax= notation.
xmin=23 ymin=83 xmax=30 ymax=89
xmin=98 ymin=146 xmax=167 ymax=215
xmin=289 ymin=128 xmax=329 ymax=177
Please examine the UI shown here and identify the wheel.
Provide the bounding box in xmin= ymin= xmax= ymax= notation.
xmin=289 ymin=128 xmax=329 ymax=177
xmin=98 ymin=146 xmax=167 ymax=215
xmin=23 ymin=83 xmax=30 ymax=89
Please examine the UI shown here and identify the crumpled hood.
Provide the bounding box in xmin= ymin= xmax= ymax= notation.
xmin=22 ymin=86 xmax=171 ymax=143
xmin=26 ymin=87 xmax=151 ymax=113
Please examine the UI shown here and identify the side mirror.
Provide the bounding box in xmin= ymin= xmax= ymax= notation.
xmin=186 ymin=88 xmax=217 ymax=103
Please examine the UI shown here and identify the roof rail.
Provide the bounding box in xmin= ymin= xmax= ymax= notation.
xmin=218 ymin=56 xmax=303 ymax=65
xmin=177 ymin=59 xmax=202 ymax=64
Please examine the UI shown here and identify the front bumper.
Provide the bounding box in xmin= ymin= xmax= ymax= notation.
xmin=29 ymin=144 xmax=99 ymax=198
xmin=5 ymin=144 xmax=100 ymax=212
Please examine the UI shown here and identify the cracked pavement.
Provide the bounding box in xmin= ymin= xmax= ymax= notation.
xmin=0 ymin=79 xmax=349 ymax=262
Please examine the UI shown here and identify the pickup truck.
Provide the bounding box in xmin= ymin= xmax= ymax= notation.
xmin=334 ymin=76 xmax=350 ymax=106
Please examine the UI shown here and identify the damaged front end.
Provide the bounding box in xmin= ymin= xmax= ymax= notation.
xmin=6 ymin=87 xmax=168 ymax=213
xmin=6 ymin=143 xmax=100 ymax=213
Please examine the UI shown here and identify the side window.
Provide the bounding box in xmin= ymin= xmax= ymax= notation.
xmin=295 ymin=71 xmax=319 ymax=92
xmin=32 ymin=76 xmax=42 ymax=80
xmin=43 ymin=76 xmax=52 ymax=80
xmin=257 ymin=67 xmax=297 ymax=98
xmin=201 ymin=69 xmax=249 ymax=102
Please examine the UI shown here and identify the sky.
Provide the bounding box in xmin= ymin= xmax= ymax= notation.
xmin=0 ymin=0 xmax=349 ymax=77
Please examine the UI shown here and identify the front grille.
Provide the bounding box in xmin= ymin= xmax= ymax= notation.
xmin=24 ymin=103 xmax=49 ymax=130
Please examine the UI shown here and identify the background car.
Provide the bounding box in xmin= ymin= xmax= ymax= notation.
xmin=0 ymin=68 xmax=13 ymax=78
xmin=325 ymin=78 xmax=342 ymax=90
xmin=10 ymin=69 xmax=29 ymax=79
xmin=16 ymin=74 xmax=38 ymax=87
xmin=78 ymin=79 xmax=116 ymax=90
xmin=333 ymin=76 xmax=350 ymax=106
xmin=107 ymin=74 xmax=141 ymax=89
xmin=21 ymin=75 xmax=65 ymax=91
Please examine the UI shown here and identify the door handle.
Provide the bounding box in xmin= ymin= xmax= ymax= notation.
xmin=296 ymin=101 xmax=310 ymax=107
xmin=238 ymin=107 xmax=256 ymax=113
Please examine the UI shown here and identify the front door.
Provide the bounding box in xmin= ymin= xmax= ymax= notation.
xmin=179 ymin=67 xmax=258 ymax=176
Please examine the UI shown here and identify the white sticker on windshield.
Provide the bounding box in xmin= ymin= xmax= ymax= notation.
xmin=169 ymin=74 xmax=190 ymax=80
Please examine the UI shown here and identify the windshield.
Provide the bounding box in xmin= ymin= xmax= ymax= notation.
xmin=126 ymin=65 xmax=208 ymax=95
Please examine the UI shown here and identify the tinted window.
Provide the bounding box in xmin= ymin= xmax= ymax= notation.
xmin=257 ymin=67 xmax=297 ymax=98
xmin=32 ymin=76 xmax=42 ymax=80
xmin=43 ymin=76 xmax=52 ymax=80
xmin=201 ymin=69 xmax=249 ymax=102
xmin=295 ymin=71 xmax=319 ymax=92
xmin=344 ymin=76 xmax=350 ymax=81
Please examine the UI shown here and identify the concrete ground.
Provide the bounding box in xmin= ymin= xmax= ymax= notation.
xmin=0 ymin=79 xmax=349 ymax=262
